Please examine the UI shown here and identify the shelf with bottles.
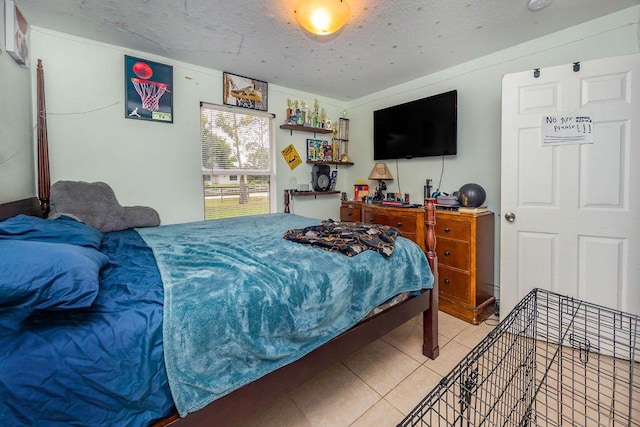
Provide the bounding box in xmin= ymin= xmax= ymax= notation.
xmin=282 ymin=98 xmax=332 ymax=133
xmin=279 ymin=124 xmax=333 ymax=136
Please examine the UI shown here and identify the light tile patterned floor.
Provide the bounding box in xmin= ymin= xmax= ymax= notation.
xmin=237 ymin=311 xmax=499 ymax=427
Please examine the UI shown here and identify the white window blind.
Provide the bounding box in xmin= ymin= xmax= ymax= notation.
xmin=201 ymin=103 xmax=274 ymax=220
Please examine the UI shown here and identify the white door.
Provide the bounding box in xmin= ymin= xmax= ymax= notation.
xmin=500 ymin=54 xmax=640 ymax=317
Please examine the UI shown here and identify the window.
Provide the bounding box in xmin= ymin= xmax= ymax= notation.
xmin=201 ymin=103 xmax=274 ymax=220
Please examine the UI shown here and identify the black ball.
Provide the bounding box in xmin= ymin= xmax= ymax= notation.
xmin=458 ymin=183 xmax=486 ymax=207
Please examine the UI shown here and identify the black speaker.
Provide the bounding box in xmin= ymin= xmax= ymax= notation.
xmin=311 ymin=164 xmax=331 ymax=192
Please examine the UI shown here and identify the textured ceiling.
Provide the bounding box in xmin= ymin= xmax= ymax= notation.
xmin=17 ymin=0 xmax=640 ymax=100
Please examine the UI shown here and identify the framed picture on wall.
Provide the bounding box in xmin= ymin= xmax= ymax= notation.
xmin=223 ymin=72 xmax=268 ymax=112
xmin=124 ymin=55 xmax=173 ymax=123
xmin=5 ymin=0 xmax=29 ymax=67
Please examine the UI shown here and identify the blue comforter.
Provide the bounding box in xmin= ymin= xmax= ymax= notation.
xmin=0 ymin=214 xmax=433 ymax=425
xmin=0 ymin=229 xmax=174 ymax=426
xmin=137 ymin=214 xmax=433 ymax=417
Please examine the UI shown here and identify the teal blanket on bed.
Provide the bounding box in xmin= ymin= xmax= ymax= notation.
xmin=137 ymin=213 xmax=433 ymax=417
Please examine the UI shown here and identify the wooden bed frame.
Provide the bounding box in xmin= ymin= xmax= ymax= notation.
xmin=0 ymin=60 xmax=439 ymax=427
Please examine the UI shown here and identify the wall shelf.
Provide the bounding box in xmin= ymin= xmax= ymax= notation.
xmin=289 ymin=190 xmax=340 ymax=197
xmin=280 ymin=124 xmax=333 ymax=136
xmin=283 ymin=190 xmax=340 ymax=213
xmin=306 ymin=160 xmax=354 ymax=166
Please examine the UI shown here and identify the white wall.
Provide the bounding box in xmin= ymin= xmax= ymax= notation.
xmin=343 ymin=5 xmax=640 ymax=292
xmin=29 ymin=28 xmax=347 ymax=224
xmin=0 ymin=24 xmax=34 ymax=203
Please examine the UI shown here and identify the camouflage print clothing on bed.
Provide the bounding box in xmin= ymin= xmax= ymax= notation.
xmin=283 ymin=220 xmax=400 ymax=257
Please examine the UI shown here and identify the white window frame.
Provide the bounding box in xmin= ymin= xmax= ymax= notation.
xmin=200 ymin=102 xmax=276 ymax=219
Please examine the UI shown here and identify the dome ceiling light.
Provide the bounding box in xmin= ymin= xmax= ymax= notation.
xmin=294 ymin=0 xmax=351 ymax=36
xmin=527 ymin=0 xmax=552 ymax=11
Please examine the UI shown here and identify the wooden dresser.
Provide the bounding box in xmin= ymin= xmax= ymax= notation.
xmin=360 ymin=203 xmax=427 ymax=253
xmin=435 ymin=210 xmax=495 ymax=324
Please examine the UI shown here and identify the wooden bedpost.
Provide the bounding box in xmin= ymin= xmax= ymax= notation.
xmin=284 ymin=190 xmax=290 ymax=213
xmin=423 ymin=198 xmax=439 ymax=359
xmin=36 ymin=59 xmax=51 ymax=217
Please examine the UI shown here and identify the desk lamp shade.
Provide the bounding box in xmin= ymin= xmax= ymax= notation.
xmin=369 ymin=163 xmax=393 ymax=200
xmin=368 ymin=163 xmax=393 ymax=180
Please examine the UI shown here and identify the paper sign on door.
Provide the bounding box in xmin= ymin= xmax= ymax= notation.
xmin=542 ymin=114 xmax=594 ymax=146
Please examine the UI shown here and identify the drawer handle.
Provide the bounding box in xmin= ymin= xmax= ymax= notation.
xmin=444 ymin=279 xmax=451 ymax=284
xmin=444 ymin=227 xmax=451 ymax=233
xmin=396 ymin=222 xmax=403 ymax=227
xmin=444 ymin=251 xmax=451 ymax=256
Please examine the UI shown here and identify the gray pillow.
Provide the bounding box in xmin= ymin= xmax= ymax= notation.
xmin=49 ymin=181 xmax=160 ymax=232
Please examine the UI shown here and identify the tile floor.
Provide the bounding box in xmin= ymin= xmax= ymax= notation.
xmin=237 ymin=311 xmax=499 ymax=427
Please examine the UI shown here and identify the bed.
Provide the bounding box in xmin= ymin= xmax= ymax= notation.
xmin=0 ymin=61 xmax=439 ymax=426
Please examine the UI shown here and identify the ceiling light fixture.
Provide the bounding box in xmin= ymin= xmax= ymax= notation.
xmin=294 ymin=0 xmax=351 ymax=36
xmin=527 ymin=0 xmax=552 ymax=11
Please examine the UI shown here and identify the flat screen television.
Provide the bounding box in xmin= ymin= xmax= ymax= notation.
xmin=373 ymin=90 xmax=457 ymax=160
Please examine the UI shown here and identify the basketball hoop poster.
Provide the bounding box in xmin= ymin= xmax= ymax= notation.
xmin=125 ymin=55 xmax=173 ymax=123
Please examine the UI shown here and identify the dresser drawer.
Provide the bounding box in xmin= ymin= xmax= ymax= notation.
xmin=340 ymin=205 xmax=361 ymax=222
xmin=363 ymin=210 xmax=387 ymax=226
xmin=360 ymin=205 xmax=426 ymax=252
xmin=438 ymin=266 xmax=471 ymax=304
xmin=387 ymin=214 xmax=417 ymax=233
xmin=436 ymin=238 xmax=470 ymax=271
xmin=436 ymin=217 xmax=471 ymax=241
xmin=367 ymin=214 xmax=417 ymax=234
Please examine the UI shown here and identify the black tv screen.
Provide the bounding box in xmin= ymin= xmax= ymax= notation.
xmin=373 ymin=90 xmax=457 ymax=160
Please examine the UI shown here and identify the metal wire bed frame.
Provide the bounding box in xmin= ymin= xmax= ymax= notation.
xmin=400 ymin=288 xmax=639 ymax=426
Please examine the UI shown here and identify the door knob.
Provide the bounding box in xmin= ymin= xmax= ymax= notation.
xmin=505 ymin=212 xmax=516 ymax=223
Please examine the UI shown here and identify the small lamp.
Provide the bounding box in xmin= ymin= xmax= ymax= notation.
xmin=368 ymin=163 xmax=393 ymax=201
xmin=294 ymin=0 xmax=351 ymax=36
